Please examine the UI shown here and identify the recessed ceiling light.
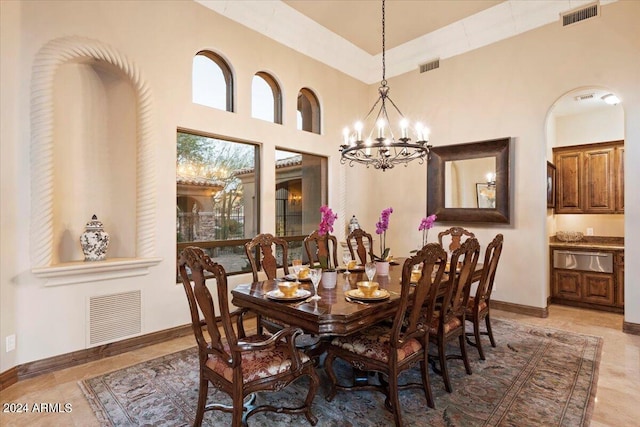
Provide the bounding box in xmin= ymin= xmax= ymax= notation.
xmin=601 ymin=94 xmax=621 ymax=105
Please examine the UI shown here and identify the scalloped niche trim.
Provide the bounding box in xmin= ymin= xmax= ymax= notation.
xmin=30 ymin=36 xmax=157 ymax=281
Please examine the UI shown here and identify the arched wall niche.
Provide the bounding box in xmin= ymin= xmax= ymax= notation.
xmin=30 ymin=36 xmax=159 ymax=284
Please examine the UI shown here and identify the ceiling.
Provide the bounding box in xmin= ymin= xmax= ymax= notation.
xmin=196 ymin=0 xmax=617 ymax=90
xmin=282 ymin=0 xmax=502 ymax=55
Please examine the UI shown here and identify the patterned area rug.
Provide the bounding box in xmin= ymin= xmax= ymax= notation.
xmin=80 ymin=319 xmax=601 ymax=426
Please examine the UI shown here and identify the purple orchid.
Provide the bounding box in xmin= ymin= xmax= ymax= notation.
xmin=318 ymin=205 xmax=337 ymax=236
xmin=418 ymin=214 xmax=437 ymax=247
xmin=374 ymin=207 xmax=393 ymax=261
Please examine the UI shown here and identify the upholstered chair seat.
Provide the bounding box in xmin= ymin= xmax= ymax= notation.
xmin=206 ymin=341 xmax=311 ymax=384
xmin=329 ymin=324 xmax=422 ymax=363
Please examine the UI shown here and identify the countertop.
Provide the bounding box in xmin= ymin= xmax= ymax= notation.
xmin=549 ymin=236 xmax=624 ymax=251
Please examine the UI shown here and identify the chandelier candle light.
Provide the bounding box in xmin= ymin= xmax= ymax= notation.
xmin=339 ymin=0 xmax=432 ymax=171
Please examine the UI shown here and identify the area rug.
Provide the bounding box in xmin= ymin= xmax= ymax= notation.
xmin=80 ymin=318 xmax=602 ymax=426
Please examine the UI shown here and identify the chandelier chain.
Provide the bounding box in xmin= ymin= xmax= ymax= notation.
xmin=381 ymin=0 xmax=386 ymax=83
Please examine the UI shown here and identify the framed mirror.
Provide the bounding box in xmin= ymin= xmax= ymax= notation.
xmin=427 ymin=137 xmax=511 ymax=223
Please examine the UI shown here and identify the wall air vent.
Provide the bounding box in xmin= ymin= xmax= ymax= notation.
xmin=419 ymin=59 xmax=440 ymax=73
xmin=562 ymin=3 xmax=599 ymax=27
xmin=88 ymin=290 xmax=142 ymax=346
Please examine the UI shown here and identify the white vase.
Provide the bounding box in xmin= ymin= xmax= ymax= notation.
xmin=321 ymin=270 xmax=338 ymax=289
xmin=80 ymin=215 xmax=110 ymax=261
xmin=375 ymin=261 xmax=390 ymax=276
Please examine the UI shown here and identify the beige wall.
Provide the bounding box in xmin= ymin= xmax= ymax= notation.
xmin=1 ymin=0 xmax=639 ymax=373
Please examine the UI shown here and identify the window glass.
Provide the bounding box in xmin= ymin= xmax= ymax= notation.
xmin=297 ymin=88 xmax=321 ymax=134
xmin=177 ymin=131 xmax=257 ymax=274
xmin=275 ymin=149 xmax=327 ymax=262
xmin=252 ymin=72 xmax=282 ymax=124
xmin=192 ymin=51 xmax=233 ymax=111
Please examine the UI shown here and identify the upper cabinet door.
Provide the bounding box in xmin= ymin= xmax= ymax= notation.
xmin=555 ymin=151 xmax=583 ymax=213
xmin=584 ymin=147 xmax=615 ymax=213
xmin=553 ymin=141 xmax=623 ymax=215
xmin=615 ymin=147 xmax=624 ymax=213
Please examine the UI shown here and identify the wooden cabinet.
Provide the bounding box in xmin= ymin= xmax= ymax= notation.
xmin=553 ymin=140 xmax=624 ymax=214
xmin=615 ymin=147 xmax=624 ymax=212
xmin=615 ymin=251 xmax=624 ymax=307
xmin=551 ymin=246 xmax=623 ymax=313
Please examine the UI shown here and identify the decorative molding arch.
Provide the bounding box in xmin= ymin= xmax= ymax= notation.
xmin=30 ymin=36 xmax=156 ymax=268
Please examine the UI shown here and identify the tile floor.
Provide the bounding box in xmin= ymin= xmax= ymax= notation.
xmin=1 ymin=304 xmax=639 ymax=426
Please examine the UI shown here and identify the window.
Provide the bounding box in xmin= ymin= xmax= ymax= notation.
xmin=252 ymin=72 xmax=282 ymax=124
xmin=177 ymin=131 xmax=257 ymax=274
xmin=297 ymin=88 xmax=321 ymax=134
xmin=275 ymin=149 xmax=327 ymax=263
xmin=192 ymin=51 xmax=233 ymax=112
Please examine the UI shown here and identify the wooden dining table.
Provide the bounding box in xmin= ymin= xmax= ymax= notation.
xmin=231 ymin=259 xmax=483 ymax=338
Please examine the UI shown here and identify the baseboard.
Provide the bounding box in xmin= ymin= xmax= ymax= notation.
xmin=0 ymin=323 xmax=193 ymax=390
xmin=490 ymin=300 xmax=549 ymax=318
xmin=623 ymin=321 xmax=640 ymax=335
xmin=0 ymin=366 xmax=18 ymax=392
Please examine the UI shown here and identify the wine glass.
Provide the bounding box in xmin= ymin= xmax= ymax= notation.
xmin=342 ymin=253 xmax=352 ymax=275
xmin=309 ymin=268 xmax=322 ymax=300
xmin=291 ymin=258 xmax=302 ymax=283
xmin=365 ymin=262 xmax=376 ymax=282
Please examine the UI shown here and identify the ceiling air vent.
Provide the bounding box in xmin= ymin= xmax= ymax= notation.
xmin=562 ymin=3 xmax=599 ymax=27
xmin=575 ymin=94 xmax=595 ymax=101
xmin=419 ymin=59 xmax=440 ymax=73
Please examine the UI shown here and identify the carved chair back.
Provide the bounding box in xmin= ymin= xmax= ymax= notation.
xmin=475 ymin=234 xmax=504 ymax=305
xmin=245 ymin=233 xmax=289 ymax=282
xmin=178 ymin=247 xmax=239 ymax=367
xmin=393 ymin=243 xmax=448 ymax=345
xmin=346 ymin=228 xmax=374 ymax=265
xmin=440 ymin=237 xmax=481 ymax=322
xmin=304 ymin=230 xmax=338 ymax=270
xmin=438 ymin=226 xmax=476 ymax=252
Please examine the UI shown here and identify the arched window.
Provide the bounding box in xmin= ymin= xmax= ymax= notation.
xmin=252 ymin=72 xmax=282 ymax=124
xmin=297 ymin=88 xmax=321 ymax=134
xmin=192 ymin=50 xmax=233 ymax=112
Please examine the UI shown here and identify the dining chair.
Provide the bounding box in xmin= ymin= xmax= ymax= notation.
xmin=324 ymin=243 xmax=448 ymax=426
xmin=466 ymin=233 xmax=504 ymax=360
xmin=437 ymin=226 xmax=475 ymax=252
xmin=178 ymin=246 xmax=319 ymax=427
xmin=244 ymin=233 xmax=290 ymax=335
xmin=346 ymin=228 xmax=374 ymax=265
xmin=428 ymin=237 xmax=480 ymax=393
xmin=304 ymin=230 xmax=338 ymax=270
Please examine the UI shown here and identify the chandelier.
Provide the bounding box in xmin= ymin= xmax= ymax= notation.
xmin=339 ymin=0 xmax=431 ymax=171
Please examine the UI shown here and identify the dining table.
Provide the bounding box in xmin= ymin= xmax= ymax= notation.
xmin=231 ymin=259 xmax=484 ymax=338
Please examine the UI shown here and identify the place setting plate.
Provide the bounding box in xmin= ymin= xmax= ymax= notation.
xmin=344 ymin=288 xmax=390 ymax=302
xmin=266 ymin=288 xmax=312 ymax=302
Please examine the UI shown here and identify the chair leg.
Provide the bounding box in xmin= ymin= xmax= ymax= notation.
xmin=420 ymin=359 xmax=435 ymax=409
xmin=485 ymin=313 xmax=496 ymax=347
xmin=438 ymin=337 xmax=452 ymax=393
xmin=458 ymin=334 xmax=472 ymax=375
xmin=323 ymin=352 xmax=338 ymax=401
xmin=389 ymin=372 xmax=402 ymax=427
xmin=474 ymin=316 xmax=486 ymax=360
xmin=304 ymin=369 xmax=319 ymax=426
xmin=194 ymin=376 xmax=208 ymax=426
xmin=232 ymin=392 xmax=244 ymax=427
